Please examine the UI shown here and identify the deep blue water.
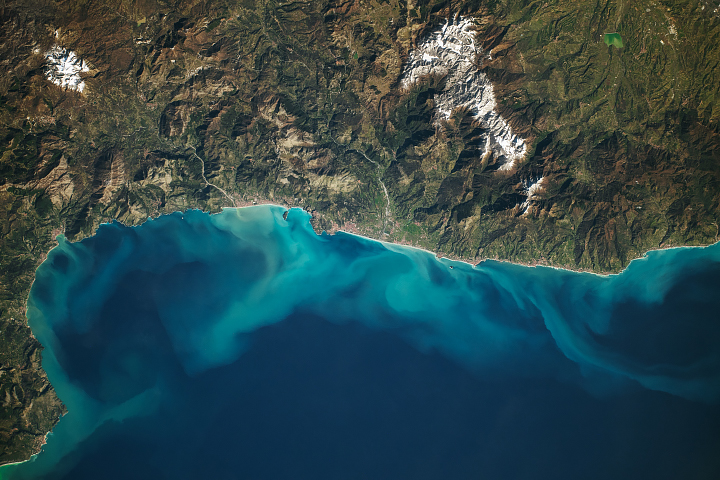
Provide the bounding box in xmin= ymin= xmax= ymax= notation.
xmin=2 ymin=205 xmax=720 ymax=479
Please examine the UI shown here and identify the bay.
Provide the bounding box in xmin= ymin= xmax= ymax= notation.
xmin=2 ymin=205 xmax=719 ymax=479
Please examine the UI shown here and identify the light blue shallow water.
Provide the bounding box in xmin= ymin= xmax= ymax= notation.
xmin=3 ymin=205 xmax=720 ymax=479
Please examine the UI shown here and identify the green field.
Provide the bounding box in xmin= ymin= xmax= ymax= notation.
xmin=604 ymin=32 xmax=624 ymax=48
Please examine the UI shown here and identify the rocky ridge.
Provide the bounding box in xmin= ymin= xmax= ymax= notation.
xmin=43 ymin=44 xmax=90 ymax=93
xmin=400 ymin=15 xmax=527 ymax=169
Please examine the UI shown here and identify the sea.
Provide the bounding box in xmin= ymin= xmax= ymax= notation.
xmin=2 ymin=205 xmax=719 ymax=479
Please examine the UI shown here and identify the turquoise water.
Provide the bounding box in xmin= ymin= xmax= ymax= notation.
xmin=3 ymin=205 xmax=720 ymax=479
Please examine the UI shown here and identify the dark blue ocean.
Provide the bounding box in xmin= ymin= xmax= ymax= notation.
xmin=2 ymin=205 xmax=720 ymax=479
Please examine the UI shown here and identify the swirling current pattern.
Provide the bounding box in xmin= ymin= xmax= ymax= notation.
xmin=3 ymin=205 xmax=720 ymax=479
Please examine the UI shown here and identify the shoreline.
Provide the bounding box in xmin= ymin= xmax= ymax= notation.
xmin=6 ymin=202 xmax=719 ymax=470
xmin=332 ymin=222 xmax=718 ymax=279
xmin=0 ymin=441 xmax=43 ymax=470
xmin=236 ymin=203 xmax=719 ymax=278
xmin=64 ymin=203 xmax=720 ymax=279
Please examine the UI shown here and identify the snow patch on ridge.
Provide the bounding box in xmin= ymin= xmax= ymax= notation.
xmin=399 ymin=16 xmax=526 ymax=170
xmin=520 ymin=176 xmax=545 ymax=216
xmin=44 ymin=46 xmax=90 ymax=93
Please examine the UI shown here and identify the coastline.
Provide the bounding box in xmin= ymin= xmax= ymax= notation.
xmin=5 ymin=202 xmax=719 ymax=471
xmin=58 ymin=202 xmax=720 ymax=279
xmin=0 ymin=444 xmax=41 ymax=471
xmin=231 ymin=202 xmax=718 ymax=278
xmin=330 ymin=219 xmax=719 ymax=279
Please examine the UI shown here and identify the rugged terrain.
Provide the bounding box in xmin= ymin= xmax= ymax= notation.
xmin=1 ymin=0 xmax=720 ymax=464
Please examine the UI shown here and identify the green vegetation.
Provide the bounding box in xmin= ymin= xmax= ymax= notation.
xmin=206 ymin=18 xmax=223 ymax=31
xmin=604 ymin=33 xmax=624 ymax=48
